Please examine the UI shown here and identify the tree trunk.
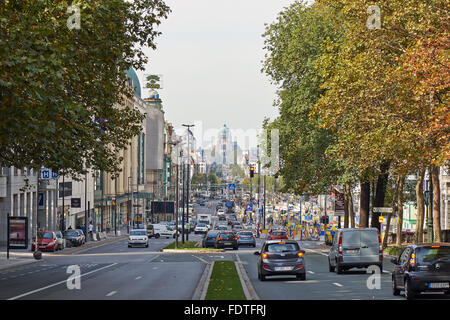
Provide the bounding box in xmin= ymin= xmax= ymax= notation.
xmin=344 ymin=185 xmax=349 ymax=228
xmin=345 ymin=183 xmax=355 ymax=228
xmin=360 ymin=181 xmax=370 ymax=227
xmin=383 ymin=175 xmax=399 ymax=248
xmin=431 ymin=165 xmax=441 ymax=243
xmin=396 ymin=176 xmax=405 ymax=247
xmin=371 ymin=162 xmax=390 ymax=231
xmin=415 ymin=168 xmax=426 ymax=244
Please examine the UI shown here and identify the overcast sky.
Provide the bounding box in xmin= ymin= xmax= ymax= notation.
xmin=136 ymin=0 xmax=301 ymax=148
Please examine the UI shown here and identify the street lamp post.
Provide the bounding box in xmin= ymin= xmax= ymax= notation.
xmin=183 ymin=124 xmax=195 ymax=243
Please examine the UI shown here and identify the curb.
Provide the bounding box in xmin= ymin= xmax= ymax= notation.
xmin=192 ymin=260 xmax=213 ymax=300
xmin=235 ymin=254 xmax=260 ymax=300
xmin=0 ymin=258 xmax=44 ymax=271
xmin=162 ymin=249 xmax=225 ymax=253
xmin=56 ymin=235 xmax=128 ymax=255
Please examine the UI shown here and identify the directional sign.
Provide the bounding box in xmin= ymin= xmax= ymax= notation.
xmin=373 ymin=207 xmax=393 ymax=213
xmin=51 ymin=171 xmax=59 ymax=179
xmin=246 ymin=204 xmax=253 ymax=211
xmin=228 ymin=183 xmax=236 ymax=191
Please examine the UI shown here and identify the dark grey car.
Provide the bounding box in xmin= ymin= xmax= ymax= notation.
xmin=215 ymin=232 xmax=238 ymax=250
xmin=391 ymin=244 xmax=450 ymax=299
xmin=202 ymin=231 xmax=218 ymax=248
xmin=255 ymin=240 xmax=306 ymax=281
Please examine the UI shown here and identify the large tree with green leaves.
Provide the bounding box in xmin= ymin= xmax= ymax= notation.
xmin=262 ymin=0 xmax=345 ymax=196
xmin=0 ymin=0 xmax=170 ymax=176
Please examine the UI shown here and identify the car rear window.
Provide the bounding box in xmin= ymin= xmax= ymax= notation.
xmin=272 ymin=231 xmax=286 ymax=236
xmin=239 ymin=232 xmax=253 ymax=237
xmin=38 ymin=232 xmax=53 ymax=239
xmin=130 ymin=230 xmax=146 ymax=236
xmin=219 ymin=233 xmax=235 ymax=240
xmin=266 ymin=243 xmax=299 ymax=252
xmin=342 ymin=231 xmax=360 ymax=245
xmin=416 ymin=246 xmax=450 ymax=265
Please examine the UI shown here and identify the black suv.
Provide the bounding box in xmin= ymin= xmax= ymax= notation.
xmin=391 ymin=244 xmax=450 ymax=299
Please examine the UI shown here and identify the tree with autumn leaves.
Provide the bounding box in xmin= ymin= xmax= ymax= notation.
xmin=0 ymin=0 xmax=171 ymax=177
xmin=262 ymin=0 xmax=448 ymax=244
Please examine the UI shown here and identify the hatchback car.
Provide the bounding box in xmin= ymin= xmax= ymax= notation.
xmin=202 ymin=231 xmax=218 ymax=248
xmin=237 ymin=231 xmax=256 ymax=247
xmin=391 ymin=244 xmax=450 ymax=299
xmin=215 ymin=232 xmax=238 ymax=250
xmin=128 ymin=229 xmax=149 ymax=248
xmin=32 ymin=231 xmax=58 ymax=252
xmin=255 ymin=240 xmax=306 ymax=281
xmin=63 ymin=230 xmax=82 ymax=247
xmin=328 ymin=228 xmax=383 ymax=274
xmin=269 ymin=230 xmax=288 ymax=240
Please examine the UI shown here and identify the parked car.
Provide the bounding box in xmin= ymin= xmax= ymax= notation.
xmin=255 ymin=240 xmax=306 ymax=281
xmin=75 ymin=229 xmax=85 ymax=244
xmin=328 ymin=228 xmax=383 ymax=274
xmin=128 ymin=229 xmax=149 ymax=248
xmin=63 ymin=230 xmax=82 ymax=247
xmin=195 ymin=223 xmax=209 ymax=234
xmin=202 ymin=231 xmax=218 ymax=248
xmin=391 ymin=244 xmax=450 ymax=299
xmin=32 ymin=231 xmax=58 ymax=252
xmin=237 ymin=231 xmax=256 ymax=247
xmin=269 ymin=230 xmax=288 ymax=240
xmin=54 ymin=231 xmax=65 ymax=250
xmin=215 ymin=232 xmax=238 ymax=250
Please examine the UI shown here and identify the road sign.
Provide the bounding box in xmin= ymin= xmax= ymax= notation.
xmin=41 ymin=169 xmax=51 ymax=180
xmin=379 ymin=216 xmax=385 ymax=223
xmin=228 ymin=183 xmax=236 ymax=191
xmin=373 ymin=207 xmax=393 ymax=213
xmin=246 ymin=204 xmax=253 ymax=211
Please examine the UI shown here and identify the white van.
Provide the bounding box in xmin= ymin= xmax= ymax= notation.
xmin=152 ymin=224 xmax=179 ymax=239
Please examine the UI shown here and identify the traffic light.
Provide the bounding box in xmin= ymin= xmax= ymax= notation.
xmin=250 ymin=166 xmax=255 ymax=178
xmin=321 ymin=216 xmax=329 ymax=224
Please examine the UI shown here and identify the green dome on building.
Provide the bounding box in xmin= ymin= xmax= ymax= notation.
xmin=126 ymin=68 xmax=141 ymax=98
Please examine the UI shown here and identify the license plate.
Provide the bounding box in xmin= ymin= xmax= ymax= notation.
xmin=428 ymin=282 xmax=449 ymax=289
xmin=274 ymin=266 xmax=293 ymax=271
xmin=225 ymin=242 xmax=232 ymax=245
xmin=346 ymin=250 xmax=358 ymax=254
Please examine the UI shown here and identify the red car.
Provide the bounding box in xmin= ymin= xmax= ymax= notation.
xmin=32 ymin=231 xmax=58 ymax=252
xmin=269 ymin=230 xmax=288 ymax=240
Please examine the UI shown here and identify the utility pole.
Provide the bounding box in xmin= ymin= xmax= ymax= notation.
xmin=182 ymin=163 xmax=185 ymax=244
xmin=85 ymin=173 xmax=88 ymax=242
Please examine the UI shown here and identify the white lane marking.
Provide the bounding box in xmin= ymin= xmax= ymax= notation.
xmin=333 ymin=282 xmax=343 ymax=287
xmin=308 ymin=271 xmax=315 ymax=274
xmin=192 ymin=255 xmax=209 ymax=264
xmin=383 ymin=270 xmax=391 ymax=274
xmin=7 ymin=263 xmax=118 ymax=300
xmin=106 ymin=291 xmax=117 ymax=297
xmin=135 ymin=276 xmax=142 ymax=280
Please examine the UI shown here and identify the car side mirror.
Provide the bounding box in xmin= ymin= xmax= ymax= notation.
xmin=391 ymin=257 xmax=398 ymax=265
xmin=254 ymin=251 xmax=260 ymax=256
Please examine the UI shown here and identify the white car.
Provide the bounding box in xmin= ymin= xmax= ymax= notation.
xmin=128 ymin=229 xmax=149 ymax=248
xmin=194 ymin=223 xmax=209 ymax=234
xmin=153 ymin=224 xmax=180 ymax=239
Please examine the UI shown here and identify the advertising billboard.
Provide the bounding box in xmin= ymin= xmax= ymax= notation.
xmin=8 ymin=216 xmax=28 ymax=249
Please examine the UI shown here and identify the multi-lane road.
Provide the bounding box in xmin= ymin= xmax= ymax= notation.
xmin=0 ymin=201 xmax=448 ymax=300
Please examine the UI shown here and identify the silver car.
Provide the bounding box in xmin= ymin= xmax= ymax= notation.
xmin=128 ymin=229 xmax=149 ymax=248
xmin=328 ymin=228 xmax=383 ymax=274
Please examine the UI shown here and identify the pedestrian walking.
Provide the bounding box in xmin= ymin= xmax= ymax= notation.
xmin=89 ymin=222 xmax=93 ymax=240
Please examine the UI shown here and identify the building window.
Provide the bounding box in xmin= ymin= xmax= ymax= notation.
xmin=59 ymin=182 xmax=72 ymax=197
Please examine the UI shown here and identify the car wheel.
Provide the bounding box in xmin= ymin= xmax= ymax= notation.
xmin=146 ymin=243 xmax=149 ymax=248
xmin=404 ymin=279 xmax=416 ymax=300
xmin=335 ymin=262 xmax=343 ymax=274
xmin=392 ymin=277 xmax=400 ymax=296
xmin=296 ymin=273 xmax=306 ymax=281
xmin=328 ymin=258 xmax=335 ymax=272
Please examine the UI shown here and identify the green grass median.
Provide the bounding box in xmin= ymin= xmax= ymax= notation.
xmin=205 ymin=261 xmax=246 ymax=300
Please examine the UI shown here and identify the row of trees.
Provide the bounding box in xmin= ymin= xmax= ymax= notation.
xmin=0 ymin=0 xmax=171 ymax=177
xmin=262 ymin=0 xmax=448 ymax=245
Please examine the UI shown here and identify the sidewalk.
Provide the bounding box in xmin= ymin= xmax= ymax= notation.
xmin=0 ymin=228 xmax=128 ymax=270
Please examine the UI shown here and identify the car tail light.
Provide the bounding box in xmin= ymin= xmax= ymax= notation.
xmin=234 ymin=237 xmax=237 ymax=241
xmin=378 ymin=235 xmax=383 ymax=253
xmin=410 ymin=253 xmax=416 ymax=267
xmin=297 ymin=252 xmax=304 ymax=258
xmin=263 ymin=265 xmax=269 ymax=270
xmin=431 ymin=245 xmax=441 ymax=248
xmin=262 ymin=253 xmax=268 ymax=259
xmin=217 ymin=237 xmax=222 ymax=241
xmin=298 ymin=264 xmax=303 ymax=269
xmin=252 ymin=235 xmax=255 ymax=239
xmin=338 ymin=234 xmax=343 ymax=255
